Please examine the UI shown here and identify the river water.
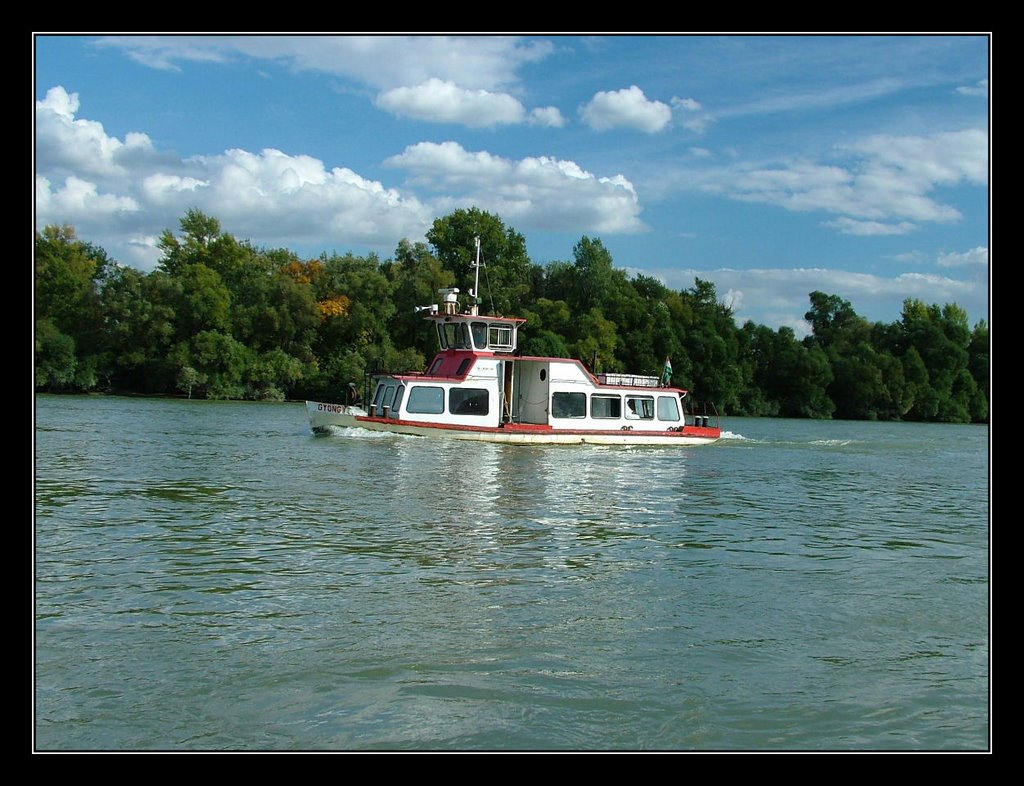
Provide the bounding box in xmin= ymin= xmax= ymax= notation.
xmin=33 ymin=395 xmax=990 ymax=751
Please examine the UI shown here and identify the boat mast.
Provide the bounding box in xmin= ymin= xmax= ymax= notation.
xmin=471 ymin=236 xmax=481 ymax=316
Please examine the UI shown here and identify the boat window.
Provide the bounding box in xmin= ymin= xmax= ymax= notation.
xmin=428 ymin=357 xmax=444 ymax=375
xmin=406 ymin=385 xmax=445 ymax=414
xmin=372 ymin=382 xmax=388 ymax=408
xmin=591 ymin=394 xmax=622 ymax=419
xmin=489 ymin=324 xmax=514 ymax=351
xmin=441 ymin=322 xmax=471 ymax=349
xmin=625 ymin=395 xmax=655 ymax=420
xmin=457 ymin=358 xmax=473 ymax=376
xmin=657 ymin=395 xmax=680 ymax=422
xmin=471 ymin=321 xmax=489 ymax=349
xmin=392 ymin=385 xmax=405 ymax=415
xmin=436 ymin=324 xmax=449 ymax=350
xmin=552 ymin=392 xmax=586 ymax=418
xmin=450 ymin=388 xmax=489 ymax=416
xmin=381 ymin=384 xmax=397 ymax=410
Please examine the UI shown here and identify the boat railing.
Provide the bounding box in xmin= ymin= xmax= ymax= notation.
xmin=596 ymin=373 xmax=661 ymax=388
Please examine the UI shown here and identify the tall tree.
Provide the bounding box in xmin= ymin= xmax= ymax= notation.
xmin=98 ymin=267 xmax=180 ymax=392
xmin=34 ymin=225 xmax=111 ymax=390
xmin=426 ymin=208 xmax=533 ymax=316
xmin=804 ymin=291 xmax=860 ymax=351
xmin=387 ymin=239 xmax=455 ymax=357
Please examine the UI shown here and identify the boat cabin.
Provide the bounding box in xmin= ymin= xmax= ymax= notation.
xmin=365 ymin=309 xmax=703 ymax=432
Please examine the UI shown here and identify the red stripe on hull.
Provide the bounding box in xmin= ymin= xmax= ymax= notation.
xmin=355 ymin=415 xmax=720 ymax=439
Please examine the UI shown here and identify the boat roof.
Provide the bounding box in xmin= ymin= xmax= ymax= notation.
xmin=378 ymin=350 xmax=689 ymax=395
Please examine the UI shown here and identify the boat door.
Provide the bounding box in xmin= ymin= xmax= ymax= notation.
xmin=512 ymin=360 xmax=550 ymax=425
xmin=501 ymin=359 xmax=514 ymax=422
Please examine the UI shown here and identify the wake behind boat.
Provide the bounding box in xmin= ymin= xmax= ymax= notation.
xmin=307 ymin=240 xmax=721 ymax=446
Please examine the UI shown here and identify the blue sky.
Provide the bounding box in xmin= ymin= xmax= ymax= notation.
xmin=34 ymin=34 xmax=990 ymax=334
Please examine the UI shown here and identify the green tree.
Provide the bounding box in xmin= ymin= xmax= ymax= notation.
xmin=741 ymin=323 xmax=834 ymax=418
xmin=176 ymin=366 xmax=203 ymax=399
xmin=99 ymin=267 xmax=181 ymax=392
xmin=967 ymin=320 xmax=989 ymax=421
xmin=174 ymin=263 xmax=232 ymax=336
xmin=676 ymin=279 xmax=744 ymax=412
xmin=189 ymin=330 xmax=255 ymax=399
xmin=387 ymin=239 xmax=455 ymax=357
xmin=157 ymin=209 xmax=223 ymax=276
xmin=34 ymin=225 xmax=110 ymax=390
xmin=572 ymin=308 xmax=619 ymax=373
xmin=899 ymin=299 xmax=974 ymax=422
xmin=568 ymin=236 xmax=616 ymax=314
xmin=804 ymin=291 xmax=859 ymax=350
xmin=426 ymin=208 xmax=533 ymax=316
xmin=34 ymin=318 xmax=77 ymax=389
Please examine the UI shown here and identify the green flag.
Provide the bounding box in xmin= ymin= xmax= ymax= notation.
xmin=661 ymin=356 xmax=673 ymax=386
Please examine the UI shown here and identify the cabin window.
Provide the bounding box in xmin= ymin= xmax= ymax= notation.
xmin=471 ymin=321 xmax=489 ymax=349
xmin=489 ymin=324 xmax=514 ymax=351
xmin=380 ymin=384 xmax=397 ymax=410
xmin=625 ymin=395 xmax=655 ymax=420
xmin=591 ymin=394 xmax=622 ymax=419
xmin=428 ymin=357 xmax=444 ymax=375
xmin=372 ymin=382 xmax=388 ymax=408
xmin=406 ymin=385 xmax=445 ymax=414
xmin=440 ymin=322 xmax=471 ymax=349
xmin=392 ymin=385 xmax=405 ymax=414
xmin=449 ymin=388 xmax=489 ymax=416
xmin=456 ymin=358 xmax=473 ymax=376
xmin=552 ymin=391 xmax=586 ymax=418
xmin=657 ymin=395 xmax=680 ymax=422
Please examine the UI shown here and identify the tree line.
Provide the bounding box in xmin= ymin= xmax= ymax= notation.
xmin=34 ymin=207 xmax=989 ymax=423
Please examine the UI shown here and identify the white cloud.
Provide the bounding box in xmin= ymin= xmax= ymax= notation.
xmin=175 ymin=147 xmax=434 ymax=245
xmin=580 ymin=85 xmax=672 ymax=133
xmin=529 ymin=106 xmax=567 ymax=128
xmin=824 ymin=218 xmax=917 ymax=236
xmin=36 ymin=174 xmax=140 ymax=220
xmin=722 ymin=288 xmax=744 ymax=313
xmin=937 ymin=247 xmax=989 ymax=268
xmin=636 ymin=264 xmax=984 ymax=332
xmin=141 ymin=173 xmax=209 ymax=203
xmin=375 ymin=79 xmax=527 ymax=127
xmin=845 ymin=130 xmax=988 ymax=188
xmin=672 ymin=97 xmax=702 ymax=112
xmin=93 ymin=36 xmax=565 ymax=131
xmin=386 ymin=142 xmax=644 ymax=233
xmin=890 ymin=251 xmax=929 ymax=265
xmin=121 ymin=235 xmax=165 ymax=270
xmin=671 ymin=96 xmax=713 ymax=133
xmin=695 ymin=128 xmax=988 ymax=231
xmin=956 ymin=79 xmax=989 ymax=97
xmin=34 ymin=84 xmax=643 ymax=273
xmin=384 ymin=141 xmax=512 ymax=183
xmin=34 ymin=86 xmax=435 ymax=268
xmin=95 ymin=35 xmax=553 ymax=91
xmin=35 ymin=86 xmax=157 ymax=181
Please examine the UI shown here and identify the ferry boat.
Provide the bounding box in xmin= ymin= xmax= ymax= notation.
xmin=306 ymin=242 xmax=721 ymax=446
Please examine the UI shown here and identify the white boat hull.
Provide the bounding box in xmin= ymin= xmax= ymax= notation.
xmin=306 ymin=401 xmax=720 ymax=446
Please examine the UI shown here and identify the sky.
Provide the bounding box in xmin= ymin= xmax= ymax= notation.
xmin=33 ymin=34 xmax=990 ymax=335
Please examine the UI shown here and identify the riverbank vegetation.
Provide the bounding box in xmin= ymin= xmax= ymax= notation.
xmin=34 ymin=208 xmax=988 ymax=422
